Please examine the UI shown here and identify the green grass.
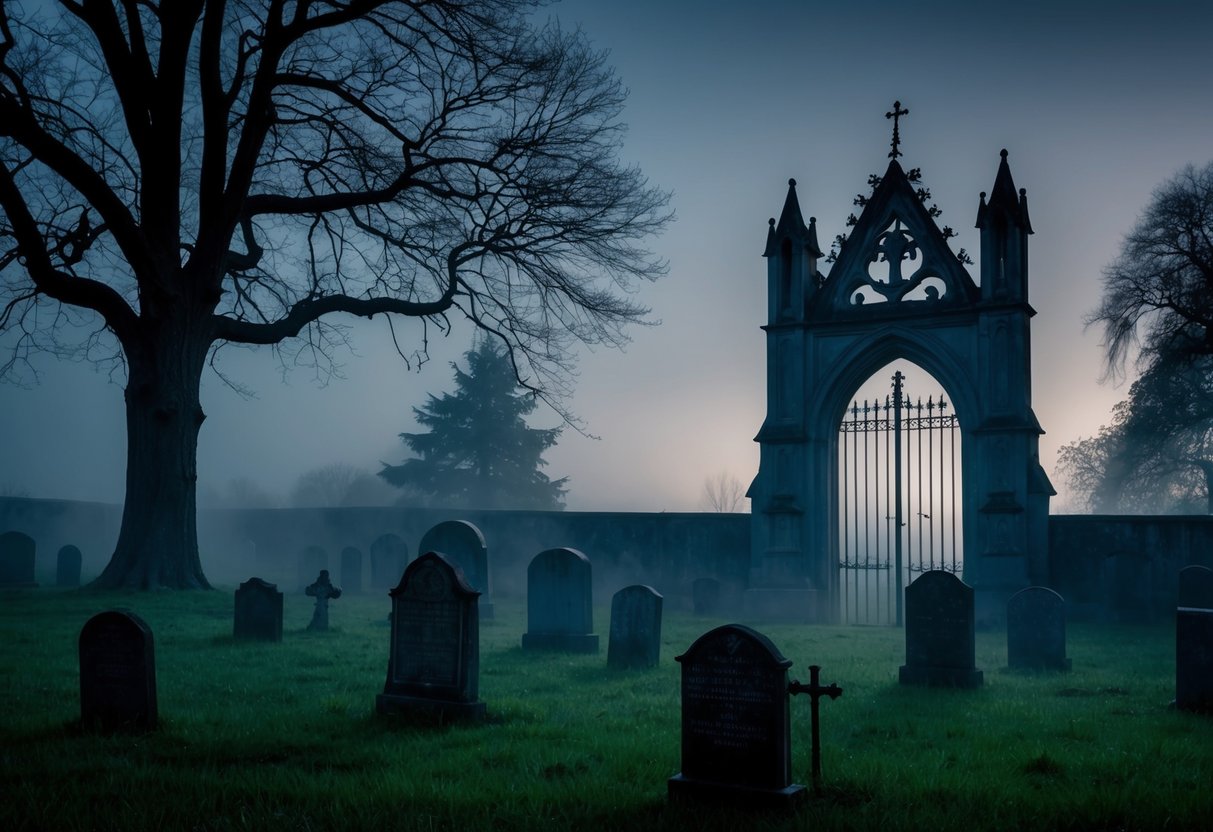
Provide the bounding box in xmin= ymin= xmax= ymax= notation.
xmin=1 ymin=588 xmax=1210 ymax=831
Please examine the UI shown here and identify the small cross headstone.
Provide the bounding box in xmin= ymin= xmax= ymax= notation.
xmin=668 ymin=624 xmax=805 ymax=808
xmin=370 ymin=533 xmax=409 ymax=590
xmin=57 ymin=545 xmax=82 ymax=587
xmin=1007 ymin=586 xmax=1071 ymax=670
xmin=341 ymin=546 xmax=363 ymax=595
xmin=899 ymin=570 xmax=983 ymax=688
xmin=418 ymin=521 xmax=493 ymax=618
xmin=788 ymin=665 xmax=844 ymax=794
xmin=79 ymin=610 xmax=157 ymax=732
xmin=607 ymin=585 xmax=663 ymax=670
xmin=521 ymin=548 xmax=599 ymax=653
xmin=376 ymin=552 xmax=485 ymax=721
xmin=1178 ymin=565 xmax=1213 ymax=609
xmin=0 ymin=530 xmax=37 ymax=588
xmin=692 ymin=577 xmax=722 ymax=616
xmin=234 ymin=577 xmax=283 ymax=642
xmin=298 ymin=545 xmax=327 ymax=591
xmin=305 ymin=570 xmax=342 ymax=632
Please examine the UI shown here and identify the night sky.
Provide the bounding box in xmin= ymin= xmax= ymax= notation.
xmin=3 ymin=0 xmax=1213 ymax=511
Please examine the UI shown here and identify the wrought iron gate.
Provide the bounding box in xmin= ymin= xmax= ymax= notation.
xmin=838 ymin=370 xmax=961 ymax=625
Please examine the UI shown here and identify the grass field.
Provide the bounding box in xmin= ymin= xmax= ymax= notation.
xmin=1 ymin=587 xmax=1210 ymax=831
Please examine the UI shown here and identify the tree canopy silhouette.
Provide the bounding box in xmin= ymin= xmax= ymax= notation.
xmin=0 ymin=1 xmax=670 ymax=588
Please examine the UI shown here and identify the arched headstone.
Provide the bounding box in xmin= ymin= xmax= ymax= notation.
xmin=234 ymin=577 xmax=283 ymax=642
xmin=57 ymin=545 xmax=83 ymax=587
xmin=1178 ymin=565 xmax=1213 ymax=609
xmin=418 ymin=521 xmax=492 ymax=618
xmin=521 ymin=548 xmax=598 ymax=653
xmin=899 ymin=570 xmax=983 ymax=688
xmin=608 ymin=585 xmax=663 ymax=670
xmin=79 ymin=610 xmax=157 ymax=732
xmin=0 ymin=530 xmax=37 ymax=588
xmin=1007 ymin=586 xmax=1070 ymax=670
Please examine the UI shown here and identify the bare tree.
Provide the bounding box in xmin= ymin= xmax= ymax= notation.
xmin=290 ymin=462 xmax=393 ymax=507
xmin=0 ymin=2 xmax=670 ymax=588
xmin=701 ymin=470 xmax=746 ymax=513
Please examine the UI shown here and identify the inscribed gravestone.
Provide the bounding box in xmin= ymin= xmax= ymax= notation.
xmin=79 ymin=610 xmax=157 ymax=731
xmin=667 ymin=624 xmax=805 ymax=808
xmin=608 ymin=585 xmax=663 ymax=670
xmin=899 ymin=570 xmax=983 ymax=688
xmin=377 ymin=552 xmax=485 ymax=721
xmin=1176 ymin=606 xmax=1213 ymax=713
xmin=305 ymin=570 xmax=342 ymax=631
xmin=370 ymin=534 xmax=409 ymax=589
xmin=692 ymin=577 xmax=722 ymax=616
xmin=521 ymin=548 xmax=599 ymax=653
xmin=57 ymin=545 xmax=82 ymax=587
xmin=234 ymin=577 xmax=283 ymax=642
xmin=298 ymin=545 xmax=327 ymax=591
xmin=1178 ymin=565 xmax=1213 ymax=609
xmin=0 ymin=530 xmax=37 ymax=588
xmin=341 ymin=546 xmax=363 ymax=595
xmin=1007 ymin=586 xmax=1070 ymax=670
xmin=418 ymin=521 xmax=493 ymax=618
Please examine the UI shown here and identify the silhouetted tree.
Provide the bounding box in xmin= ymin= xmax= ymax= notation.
xmin=0 ymin=2 xmax=669 ymax=587
xmin=290 ymin=463 xmax=393 ymax=507
xmin=379 ymin=338 xmax=566 ymax=509
xmin=700 ymin=470 xmax=746 ymax=512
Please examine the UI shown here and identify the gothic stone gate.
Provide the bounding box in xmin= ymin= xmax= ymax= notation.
xmin=744 ymin=111 xmax=1053 ymax=626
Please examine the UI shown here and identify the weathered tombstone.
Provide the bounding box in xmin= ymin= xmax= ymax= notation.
xmin=0 ymin=530 xmax=37 ymax=588
xmin=233 ymin=577 xmax=283 ymax=642
xmin=1176 ymin=606 xmax=1213 ymax=713
xmin=607 ymin=585 xmax=663 ymax=670
xmin=298 ymin=545 xmax=327 ymax=591
xmin=521 ymin=547 xmax=599 ymax=653
xmin=418 ymin=521 xmax=493 ymax=618
xmin=376 ymin=552 xmax=485 ymax=721
xmin=668 ymin=624 xmax=805 ymax=807
xmin=1178 ymin=565 xmax=1213 ymax=609
xmin=79 ymin=610 xmax=157 ymax=732
xmin=1007 ymin=586 xmax=1071 ymax=670
xmin=899 ymin=570 xmax=983 ymax=688
xmin=692 ymin=577 xmax=722 ymax=616
xmin=56 ymin=545 xmax=83 ymax=587
xmin=341 ymin=546 xmax=363 ymax=595
xmin=370 ymin=534 xmax=409 ymax=590
xmin=305 ymin=570 xmax=342 ymax=631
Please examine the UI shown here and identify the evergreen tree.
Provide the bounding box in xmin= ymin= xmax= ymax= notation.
xmin=380 ymin=340 xmax=567 ymax=509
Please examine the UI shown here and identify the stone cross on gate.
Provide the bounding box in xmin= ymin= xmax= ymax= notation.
xmin=788 ymin=665 xmax=843 ymax=792
xmin=305 ymin=569 xmax=342 ymax=631
xmin=885 ymin=99 xmax=909 ymax=159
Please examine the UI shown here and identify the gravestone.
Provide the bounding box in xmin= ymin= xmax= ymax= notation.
xmin=341 ymin=546 xmax=363 ymax=595
xmin=1178 ymin=565 xmax=1213 ymax=609
xmin=667 ymin=624 xmax=805 ymax=808
xmin=305 ymin=570 xmax=342 ymax=631
xmin=692 ymin=577 xmax=722 ymax=615
xmin=377 ymin=552 xmax=485 ymax=721
xmin=418 ymin=521 xmax=493 ymax=618
xmin=1176 ymin=606 xmax=1213 ymax=713
xmin=233 ymin=577 xmax=283 ymax=642
xmin=607 ymin=585 xmax=663 ymax=670
xmin=370 ymin=534 xmax=409 ymax=589
xmin=521 ymin=548 xmax=599 ymax=653
xmin=79 ymin=610 xmax=157 ymax=732
xmin=0 ymin=530 xmax=37 ymax=588
xmin=899 ymin=570 xmax=983 ymax=688
xmin=1006 ymin=586 xmax=1071 ymax=670
xmin=57 ymin=545 xmax=83 ymax=587
xmin=298 ymin=545 xmax=327 ymax=591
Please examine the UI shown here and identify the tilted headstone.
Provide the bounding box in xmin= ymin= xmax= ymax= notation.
xmin=341 ymin=546 xmax=363 ymax=595
xmin=668 ymin=624 xmax=805 ymax=808
xmin=418 ymin=521 xmax=493 ymax=618
xmin=298 ymin=545 xmax=327 ymax=591
xmin=521 ymin=547 xmax=599 ymax=653
xmin=1007 ymin=586 xmax=1071 ymax=670
xmin=79 ymin=610 xmax=157 ymax=732
xmin=234 ymin=577 xmax=283 ymax=642
xmin=305 ymin=570 xmax=342 ymax=632
xmin=370 ymin=534 xmax=409 ymax=590
xmin=692 ymin=577 xmax=723 ymax=616
xmin=899 ymin=570 xmax=983 ymax=688
xmin=1178 ymin=565 xmax=1213 ymax=609
xmin=57 ymin=545 xmax=83 ymax=588
xmin=0 ymin=530 xmax=37 ymax=588
xmin=608 ymin=585 xmax=663 ymax=670
xmin=376 ymin=552 xmax=485 ymax=721
xmin=1177 ymin=606 xmax=1213 ymax=713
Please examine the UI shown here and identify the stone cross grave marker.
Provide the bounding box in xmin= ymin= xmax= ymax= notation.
xmin=377 ymin=552 xmax=485 ymax=721
xmin=1178 ymin=565 xmax=1213 ymax=609
xmin=692 ymin=577 xmax=722 ymax=616
xmin=668 ymin=624 xmax=805 ymax=808
xmin=234 ymin=577 xmax=283 ymax=642
xmin=1007 ymin=586 xmax=1071 ymax=670
xmin=0 ymin=530 xmax=37 ymax=588
xmin=57 ymin=545 xmax=82 ymax=587
xmin=899 ymin=570 xmax=983 ymax=688
xmin=1177 ymin=606 xmax=1213 ymax=713
xmin=521 ymin=547 xmax=599 ymax=653
xmin=788 ymin=665 xmax=844 ymax=794
xmin=305 ymin=570 xmax=342 ymax=631
xmin=79 ymin=610 xmax=157 ymax=732
xmin=341 ymin=546 xmax=363 ymax=595
xmin=418 ymin=521 xmax=493 ymax=618
xmin=607 ymin=584 xmax=663 ymax=670
xmin=370 ymin=533 xmax=409 ymax=590
xmin=298 ymin=545 xmax=327 ymax=591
